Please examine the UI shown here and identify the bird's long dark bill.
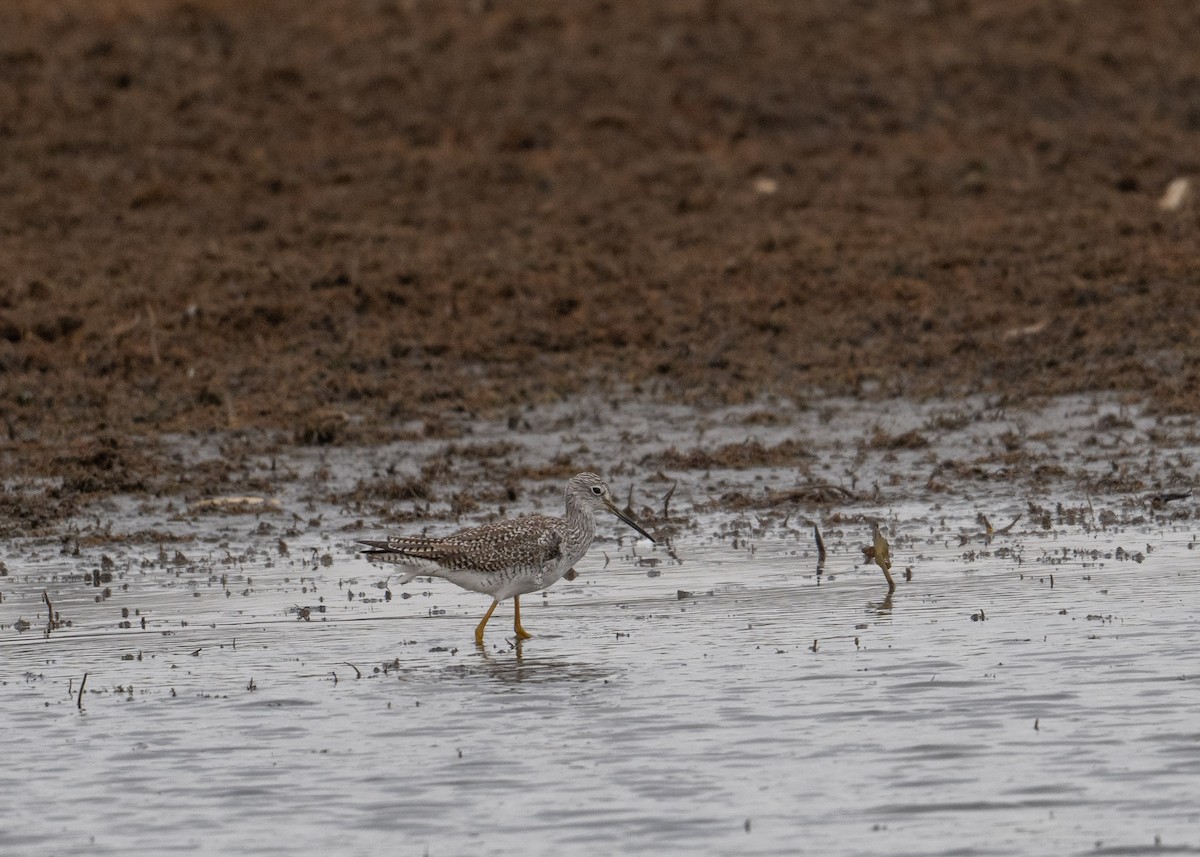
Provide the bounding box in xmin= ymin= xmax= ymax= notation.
xmin=606 ymin=500 xmax=656 ymax=544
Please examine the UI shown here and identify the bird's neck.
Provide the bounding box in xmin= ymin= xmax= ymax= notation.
xmin=563 ymin=491 xmax=598 ymax=560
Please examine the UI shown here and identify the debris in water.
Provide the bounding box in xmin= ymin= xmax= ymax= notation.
xmin=192 ymin=496 xmax=283 ymax=513
xmin=1148 ymin=490 xmax=1191 ymax=507
xmin=662 ymin=481 xmax=676 ymax=520
xmin=995 ymin=513 xmax=1021 ymax=534
xmin=871 ymin=524 xmax=896 ymax=593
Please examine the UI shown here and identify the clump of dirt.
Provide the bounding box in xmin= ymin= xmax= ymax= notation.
xmin=651 ymin=439 xmax=814 ymax=470
xmin=868 ymin=429 xmax=931 ymax=451
xmin=340 ymin=476 xmax=436 ymax=506
xmin=0 ymin=486 xmax=78 ymax=538
xmin=51 ymin=436 xmax=157 ymax=496
xmin=702 ymin=483 xmax=858 ymax=511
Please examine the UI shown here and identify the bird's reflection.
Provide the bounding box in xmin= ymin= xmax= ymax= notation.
xmin=869 ymin=591 xmax=894 ymax=615
xmin=471 ymin=638 xmax=616 ymax=685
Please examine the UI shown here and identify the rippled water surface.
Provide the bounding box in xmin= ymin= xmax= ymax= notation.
xmin=3 ymin=396 xmax=1200 ymax=856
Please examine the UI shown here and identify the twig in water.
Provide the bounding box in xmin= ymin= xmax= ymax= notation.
xmin=662 ymin=481 xmax=676 ymax=521
xmin=995 ymin=513 xmax=1022 ymax=535
xmin=1149 ymin=490 xmax=1192 ymax=507
xmin=343 ymin=662 xmax=362 ymax=679
xmin=42 ymin=590 xmax=56 ymax=632
xmin=814 ymin=526 xmax=827 ymax=572
xmin=77 ymin=672 xmax=88 ymax=710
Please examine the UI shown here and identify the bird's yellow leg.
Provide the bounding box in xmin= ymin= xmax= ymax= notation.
xmin=475 ymin=600 xmax=499 ymax=647
xmin=513 ymin=595 xmax=533 ymax=640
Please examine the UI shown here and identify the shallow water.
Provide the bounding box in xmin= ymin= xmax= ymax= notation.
xmin=3 ymin=395 xmax=1200 ymax=856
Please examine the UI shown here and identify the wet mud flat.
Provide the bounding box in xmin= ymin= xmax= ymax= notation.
xmin=3 ymin=393 xmax=1200 ymax=856
xmin=3 ymin=1 xmax=1200 ymax=852
xmin=3 ymin=0 xmax=1200 ymax=472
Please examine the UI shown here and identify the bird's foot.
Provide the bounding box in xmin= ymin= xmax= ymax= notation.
xmin=512 ymin=595 xmax=533 ymax=641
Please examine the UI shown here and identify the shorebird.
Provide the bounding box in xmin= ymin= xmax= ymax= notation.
xmin=360 ymin=472 xmax=656 ymax=646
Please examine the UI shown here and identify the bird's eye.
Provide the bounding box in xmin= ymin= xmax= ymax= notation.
xmin=591 ymin=486 xmax=603 ymax=495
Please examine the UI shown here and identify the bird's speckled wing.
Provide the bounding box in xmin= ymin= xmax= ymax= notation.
xmin=360 ymin=515 xmax=563 ymax=572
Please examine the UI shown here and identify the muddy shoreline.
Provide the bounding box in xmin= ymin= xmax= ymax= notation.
xmin=3 ymin=1 xmax=1199 ymax=534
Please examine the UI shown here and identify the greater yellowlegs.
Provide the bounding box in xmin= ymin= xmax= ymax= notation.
xmin=360 ymin=472 xmax=656 ymax=646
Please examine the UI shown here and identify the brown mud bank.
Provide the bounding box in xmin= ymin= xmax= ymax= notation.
xmin=2 ymin=1 xmax=1199 ymax=532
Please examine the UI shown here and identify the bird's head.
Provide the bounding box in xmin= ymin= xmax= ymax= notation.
xmin=568 ymin=472 xmax=656 ymax=544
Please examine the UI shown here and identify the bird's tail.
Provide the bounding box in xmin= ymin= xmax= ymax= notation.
xmin=359 ymin=540 xmax=426 ymax=585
